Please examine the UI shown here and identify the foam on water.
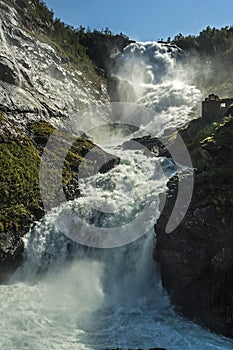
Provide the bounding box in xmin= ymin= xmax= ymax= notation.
xmin=1 ymin=42 xmax=233 ymax=350
xmin=113 ymin=42 xmax=201 ymax=135
xmin=3 ymin=147 xmax=233 ymax=349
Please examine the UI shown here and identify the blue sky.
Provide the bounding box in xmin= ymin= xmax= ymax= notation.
xmin=45 ymin=0 xmax=233 ymax=41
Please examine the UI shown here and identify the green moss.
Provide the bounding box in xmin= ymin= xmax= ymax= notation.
xmin=0 ymin=136 xmax=41 ymax=234
xmin=29 ymin=121 xmax=55 ymax=137
xmin=0 ymin=119 xmax=117 ymax=235
xmin=28 ymin=121 xmax=93 ymax=185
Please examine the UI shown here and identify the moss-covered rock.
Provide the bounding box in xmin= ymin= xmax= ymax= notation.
xmin=0 ymin=116 xmax=40 ymax=280
xmin=0 ymin=118 xmax=119 ymax=281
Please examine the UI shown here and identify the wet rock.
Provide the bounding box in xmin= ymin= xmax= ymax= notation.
xmin=0 ymin=0 xmax=109 ymax=133
xmin=0 ymin=0 xmax=113 ymax=282
xmin=155 ymin=113 xmax=233 ymax=338
xmin=122 ymin=135 xmax=171 ymax=158
xmin=99 ymin=156 xmax=121 ymax=174
xmin=0 ymin=236 xmax=24 ymax=282
xmin=0 ymin=56 xmax=20 ymax=85
xmin=108 ymin=76 xmax=136 ymax=102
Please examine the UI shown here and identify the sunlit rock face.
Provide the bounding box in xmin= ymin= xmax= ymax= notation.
xmin=0 ymin=0 xmax=109 ymax=131
xmin=0 ymin=0 xmax=111 ymax=281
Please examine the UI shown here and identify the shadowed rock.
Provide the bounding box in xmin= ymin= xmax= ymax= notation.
xmin=155 ymin=113 xmax=233 ymax=338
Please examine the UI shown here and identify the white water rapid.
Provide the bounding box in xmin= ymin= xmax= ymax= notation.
xmin=1 ymin=42 xmax=233 ymax=350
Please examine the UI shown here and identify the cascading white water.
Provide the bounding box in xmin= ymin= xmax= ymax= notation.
xmin=112 ymin=42 xmax=201 ymax=135
xmin=1 ymin=42 xmax=233 ymax=350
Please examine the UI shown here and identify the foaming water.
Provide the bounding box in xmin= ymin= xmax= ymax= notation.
xmin=2 ymin=148 xmax=233 ymax=350
xmin=1 ymin=42 xmax=233 ymax=349
xmin=113 ymin=42 xmax=201 ymax=135
xmin=2 ymin=234 xmax=233 ymax=349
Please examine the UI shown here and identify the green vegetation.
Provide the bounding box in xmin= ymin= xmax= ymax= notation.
xmin=10 ymin=0 xmax=129 ymax=82
xmin=28 ymin=120 xmax=99 ymax=186
xmin=0 ymin=118 xmax=117 ymax=235
xmin=178 ymin=114 xmax=233 ymax=208
xmin=171 ymin=26 xmax=233 ymax=94
xmin=29 ymin=120 xmax=55 ymax=150
xmin=78 ymin=28 xmax=130 ymax=70
xmin=0 ymin=128 xmax=41 ymax=234
xmin=173 ymin=26 xmax=233 ymax=59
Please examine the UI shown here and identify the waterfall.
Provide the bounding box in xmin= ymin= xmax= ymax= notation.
xmin=112 ymin=41 xmax=201 ymax=135
xmin=1 ymin=41 xmax=233 ymax=350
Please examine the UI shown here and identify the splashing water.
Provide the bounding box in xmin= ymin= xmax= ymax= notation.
xmin=4 ymin=148 xmax=233 ymax=350
xmin=1 ymin=42 xmax=233 ymax=350
xmin=112 ymin=42 xmax=201 ymax=135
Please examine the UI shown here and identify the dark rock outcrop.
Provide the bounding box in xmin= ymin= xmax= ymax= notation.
xmin=0 ymin=56 xmax=20 ymax=85
xmin=108 ymin=76 xmax=136 ymax=102
xmin=155 ymin=113 xmax=233 ymax=337
xmin=122 ymin=135 xmax=171 ymax=157
xmin=80 ymin=33 xmax=132 ymax=72
xmin=0 ymin=228 xmax=24 ymax=282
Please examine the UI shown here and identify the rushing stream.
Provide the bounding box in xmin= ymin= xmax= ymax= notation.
xmin=1 ymin=42 xmax=233 ymax=350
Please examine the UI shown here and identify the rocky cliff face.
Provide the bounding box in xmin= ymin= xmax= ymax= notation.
xmin=0 ymin=0 xmax=123 ymax=281
xmin=155 ymin=112 xmax=233 ymax=337
xmin=0 ymin=0 xmax=109 ymax=126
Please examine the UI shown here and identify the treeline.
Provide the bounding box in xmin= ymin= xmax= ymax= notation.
xmin=169 ymin=26 xmax=233 ymax=95
xmin=23 ymin=0 xmax=130 ymax=72
xmin=172 ymin=26 xmax=233 ymax=64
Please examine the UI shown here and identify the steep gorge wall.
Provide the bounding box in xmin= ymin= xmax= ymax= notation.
xmin=155 ymin=112 xmax=233 ymax=338
xmin=0 ymin=0 xmax=124 ymax=280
